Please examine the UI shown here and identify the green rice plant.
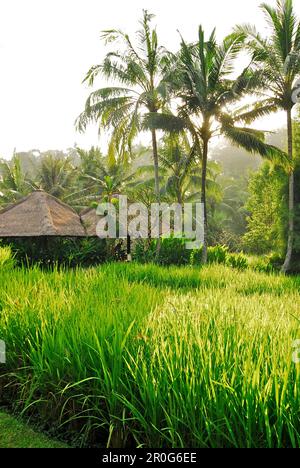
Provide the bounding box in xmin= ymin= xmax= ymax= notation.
xmin=0 ymin=246 xmax=15 ymax=270
xmin=0 ymin=263 xmax=299 ymax=447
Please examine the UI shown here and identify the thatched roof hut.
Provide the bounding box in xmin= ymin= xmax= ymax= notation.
xmin=80 ymin=207 xmax=100 ymax=237
xmin=0 ymin=190 xmax=86 ymax=237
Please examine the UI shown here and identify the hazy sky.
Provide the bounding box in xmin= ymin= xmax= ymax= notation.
xmin=0 ymin=0 xmax=297 ymax=158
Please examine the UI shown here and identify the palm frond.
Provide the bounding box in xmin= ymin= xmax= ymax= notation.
xmin=223 ymin=125 xmax=290 ymax=167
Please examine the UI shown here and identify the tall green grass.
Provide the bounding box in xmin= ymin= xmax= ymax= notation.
xmin=0 ymin=262 xmax=300 ymax=447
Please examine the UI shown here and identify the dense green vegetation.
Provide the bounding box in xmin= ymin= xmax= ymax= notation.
xmin=0 ymin=259 xmax=299 ymax=448
xmin=1 ymin=127 xmax=299 ymax=269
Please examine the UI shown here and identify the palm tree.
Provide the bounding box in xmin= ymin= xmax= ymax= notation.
xmin=76 ymin=146 xmax=104 ymax=181
xmin=159 ymin=134 xmax=199 ymax=204
xmin=80 ymin=159 xmax=136 ymax=203
xmin=146 ymin=27 xmax=287 ymax=262
xmin=236 ymin=0 xmax=300 ymax=272
xmin=76 ymin=10 xmax=168 ymax=205
xmin=36 ymin=154 xmax=78 ymax=200
xmin=64 ymin=147 xmax=143 ymax=210
xmin=0 ymin=156 xmax=33 ymax=206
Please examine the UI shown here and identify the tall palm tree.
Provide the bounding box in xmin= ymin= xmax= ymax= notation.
xmin=146 ymin=27 xmax=287 ymax=262
xmin=236 ymin=0 xmax=300 ymax=272
xmin=76 ymin=10 xmax=168 ymax=204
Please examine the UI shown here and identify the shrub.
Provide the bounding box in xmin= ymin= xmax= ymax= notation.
xmin=133 ymin=237 xmax=191 ymax=266
xmin=60 ymin=238 xmax=120 ymax=266
xmin=132 ymin=239 xmax=156 ymax=264
xmin=267 ymin=253 xmax=284 ymax=271
xmin=226 ymin=253 xmax=248 ymax=270
xmin=190 ymin=245 xmax=228 ymax=266
xmin=1 ymin=238 xmax=123 ymax=268
xmin=190 ymin=246 xmax=248 ymax=270
xmin=208 ymin=245 xmax=229 ymax=264
xmin=246 ymin=255 xmax=276 ymax=273
xmin=158 ymin=237 xmax=191 ymax=266
xmin=253 ymin=261 xmax=275 ymax=274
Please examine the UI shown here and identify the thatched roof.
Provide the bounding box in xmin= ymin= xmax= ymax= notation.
xmin=80 ymin=207 xmax=100 ymax=237
xmin=0 ymin=191 xmax=86 ymax=237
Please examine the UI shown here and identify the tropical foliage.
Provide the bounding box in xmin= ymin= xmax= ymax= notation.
xmin=237 ymin=0 xmax=300 ymax=271
xmin=145 ymin=26 xmax=287 ymax=261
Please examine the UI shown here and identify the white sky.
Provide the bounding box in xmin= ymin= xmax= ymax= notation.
xmin=0 ymin=0 xmax=297 ymax=158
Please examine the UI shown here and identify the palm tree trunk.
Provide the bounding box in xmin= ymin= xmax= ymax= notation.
xmin=177 ymin=190 xmax=183 ymax=205
xmin=282 ymin=109 xmax=294 ymax=274
xmin=151 ymin=128 xmax=160 ymax=202
xmin=151 ymin=128 xmax=162 ymax=260
xmin=201 ymin=139 xmax=208 ymax=264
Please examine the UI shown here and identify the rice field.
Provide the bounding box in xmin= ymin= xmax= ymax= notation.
xmin=0 ymin=262 xmax=300 ymax=448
